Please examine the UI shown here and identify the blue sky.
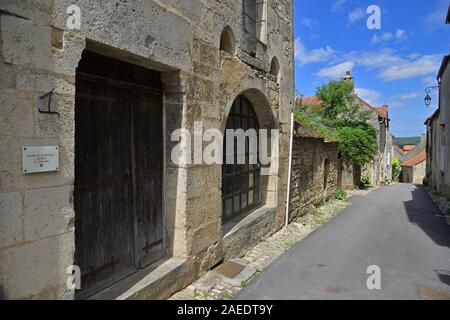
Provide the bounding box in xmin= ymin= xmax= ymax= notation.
xmin=293 ymin=0 xmax=450 ymax=137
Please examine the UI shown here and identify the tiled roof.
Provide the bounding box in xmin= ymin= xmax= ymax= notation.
xmin=297 ymin=95 xmax=389 ymax=119
xmin=374 ymin=105 xmax=388 ymax=119
xmin=394 ymin=145 xmax=405 ymax=155
xmin=293 ymin=119 xmax=336 ymax=142
xmin=358 ymin=98 xmax=389 ymax=119
xmin=402 ymin=150 xmax=426 ymax=167
xmin=403 ymin=145 xmax=415 ymax=151
xmin=298 ymin=96 xmax=322 ymax=107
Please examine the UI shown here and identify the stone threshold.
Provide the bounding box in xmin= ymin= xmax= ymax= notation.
xmin=88 ymin=257 xmax=188 ymax=300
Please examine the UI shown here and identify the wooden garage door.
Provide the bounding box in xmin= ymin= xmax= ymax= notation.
xmin=74 ymin=51 xmax=164 ymax=298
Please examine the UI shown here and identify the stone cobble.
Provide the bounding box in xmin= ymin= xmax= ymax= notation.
xmin=169 ymin=197 xmax=352 ymax=300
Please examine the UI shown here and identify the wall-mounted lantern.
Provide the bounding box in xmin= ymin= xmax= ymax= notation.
xmin=423 ymin=86 xmax=439 ymax=108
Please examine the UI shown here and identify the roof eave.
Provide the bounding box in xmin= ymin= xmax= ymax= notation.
xmin=437 ymin=55 xmax=450 ymax=80
xmin=446 ymin=5 xmax=450 ymax=24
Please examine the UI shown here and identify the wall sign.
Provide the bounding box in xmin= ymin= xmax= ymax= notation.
xmin=22 ymin=146 xmax=59 ymax=173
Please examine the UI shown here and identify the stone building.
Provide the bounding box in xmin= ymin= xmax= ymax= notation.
xmin=358 ymin=98 xmax=392 ymax=186
xmin=401 ymin=152 xmax=426 ymax=185
xmin=288 ymin=121 xmax=339 ymax=221
xmin=300 ymin=72 xmax=393 ymax=188
xmin=401 ymin=136 xmax=426 ymax=184
xmin=0 ymin=0 xmax=294 ymax=299
xmin=424 ymin=7 xmax=449 ymax=196
xmin=425 ymin=110 xmax=442 ymax=189
xmin=393 ymin=144 xmax=406 ymax=161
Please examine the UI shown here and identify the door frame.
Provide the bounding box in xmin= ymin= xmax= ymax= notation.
xmin=74 ymin=51 xmax=167 ymax=299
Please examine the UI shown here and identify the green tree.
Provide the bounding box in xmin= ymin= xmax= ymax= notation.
xmin=295 ymin=79 xmax=378 ymax=167
xmin=392 ymin=156 xmax=401 ymax=181
xmin=316 ymin=79 xmax=371 ymax=126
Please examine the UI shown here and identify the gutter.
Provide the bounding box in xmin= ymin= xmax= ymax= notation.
xmin=285 ymin=112 xmax=295 ymax=227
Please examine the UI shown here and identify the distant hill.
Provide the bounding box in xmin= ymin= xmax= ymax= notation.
xmin=394 ymin=137 xmax=421 ymax=148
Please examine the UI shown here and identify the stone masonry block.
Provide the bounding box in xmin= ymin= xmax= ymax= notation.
xmin=1 ymin=15 xmax=53 ymax=70
xmin=187 ymin=220 xmax=221 ymax=255
xmin=0 ymin=89 xmax=34 ymax=138
xmin=0 ymin=192 xmax=24 ymax=249
xmin=24 ymin=185 xmax=74 ymax=242
xmin=0 ymin=232 xmax=74 ymax=299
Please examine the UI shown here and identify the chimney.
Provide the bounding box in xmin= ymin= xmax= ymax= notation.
xmin=343 ymin=71 xmax=355 ymax=92
xmin=344 ymin=71 xmax=353 ymax=81
xmin=420 ymin=134 xmax=427 ymax=143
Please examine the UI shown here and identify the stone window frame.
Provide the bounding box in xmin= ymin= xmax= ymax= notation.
xmin=222 ymin=95 xmax=262 ymax=222
xmin=242 ymin=0 xmax=268 ymax=45
xmin=220 ymin=89 xmax=279 ymax=232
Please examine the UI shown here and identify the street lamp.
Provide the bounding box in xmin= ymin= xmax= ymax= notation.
xmin=423 ymin=86 xmax=439 ymax=108
xmin=424 ymin=93 xmax=432 ymax=107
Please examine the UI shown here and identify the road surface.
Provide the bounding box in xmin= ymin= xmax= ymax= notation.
xmin=237 ymin=184 xmax=450 ymax=300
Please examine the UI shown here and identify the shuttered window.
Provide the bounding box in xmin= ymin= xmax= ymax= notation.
xmin=243 ymin=0 xmax=267 ymax=44
xmin=243 ymin=0 xmax=257 ymax=37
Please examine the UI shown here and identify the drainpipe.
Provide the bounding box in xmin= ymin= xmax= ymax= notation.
xmin=285 ymin=112 xmax=295 ymax=227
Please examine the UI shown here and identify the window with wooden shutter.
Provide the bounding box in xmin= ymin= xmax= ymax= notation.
xmin=243 ymin=0 xmax=267 ymax=44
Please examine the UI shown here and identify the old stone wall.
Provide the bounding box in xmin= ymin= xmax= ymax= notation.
xmin=289 ymin=137 xmax=339 ymax=221
xmin=425 ymin=114 xmax=439 ymax=189
xmin=442 ymin=62 xmax=450 ymax=196
xmin=413 ymin=161 xmax=426 ymax=185
xmin=0 ymin=0 xmax=294 ymax=299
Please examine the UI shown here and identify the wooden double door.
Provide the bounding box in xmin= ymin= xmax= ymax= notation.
xmin=74 ymin=51 xmax=164 ymax=298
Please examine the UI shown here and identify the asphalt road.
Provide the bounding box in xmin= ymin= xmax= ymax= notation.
xmin=237 ymin=184 xmax=450 ymax=300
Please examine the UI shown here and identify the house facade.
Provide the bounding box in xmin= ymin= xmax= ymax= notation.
xmin=0 ymin=0 xmax=294 ymax=299
xmin=298 ymin=73 xmax=393 ymax=189
xmin=358 ymin=98 xmax=392 ymax=186
xmin=424 ymin=7 xmax=449 ymax=196
xmin=425 ymin=110 xmax=442 ymax=190
xmin=400 ymin=137 xmax=426 ymax=184
xmin=425 ymin=54 xmax=449 ymax=195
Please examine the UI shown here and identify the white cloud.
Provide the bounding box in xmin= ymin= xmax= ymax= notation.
xmin=345 ymin=49 xmax=442 ymax=82
xmin=316 ymin=61 xmax=355 ymax=79
xmin=299 ymin=17 xmax=318 ymax=28
xmin=422 ymin=76 xmax=438 ymax=86
xmin=331 ymin=0 xmax=347 ymax=12
xmin=348 ymin=8 xmax=365 ymax=24
xmin=399 ymin=92 xmax=420 ymax=100
xmin=424 ymin=0 xmax=449 ymax=32
xmin=395 ymin=29 xmax=407 ymax=41
xmin=379 ymin=54 xmax=442 ymax=81
xmin=371 ymin=32 xmax=393 ymax=44
xmin=386 ymin=102 xmax=404 ymax=108
xmin=355 ymin=88 xmax=382 ymax=106
xmin=371 ymin=29 xmax=407 ymax=44
xmin=295 ymin=38 xmax=334 ymax=66
xmin=346 ymin=49 xmax=403 ymax=69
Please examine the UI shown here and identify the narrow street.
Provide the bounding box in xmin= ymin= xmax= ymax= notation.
xmin=237 ymin=184 xmax=450 ymax=300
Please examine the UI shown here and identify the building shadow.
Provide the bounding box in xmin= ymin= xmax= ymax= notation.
xmin=435 ymin=270 xmax=450 ymax=286
xmin=403 ymin=184 xmax=450 ymax=248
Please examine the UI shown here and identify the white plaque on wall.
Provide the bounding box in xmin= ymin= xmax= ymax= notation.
xmin=22 ymin=146 xmax=59 ymax=173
